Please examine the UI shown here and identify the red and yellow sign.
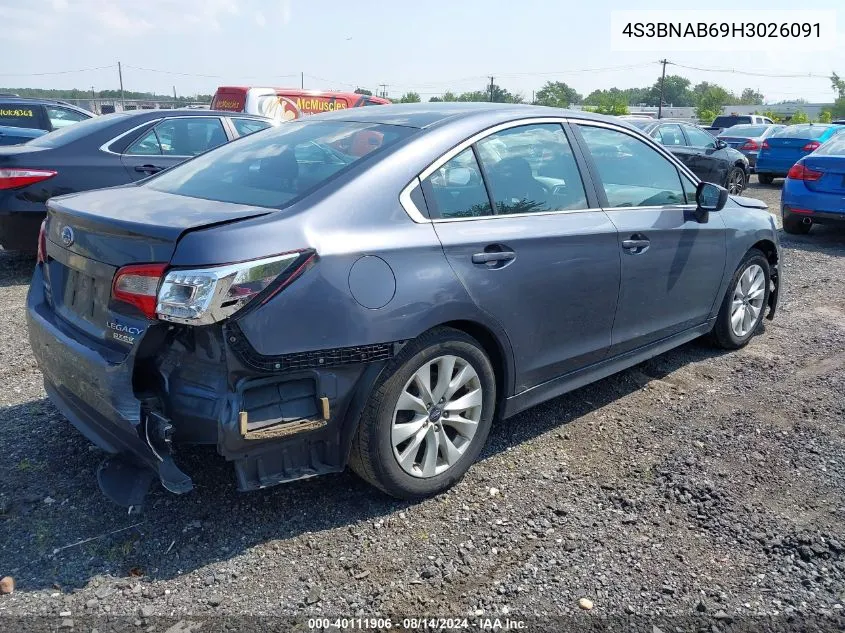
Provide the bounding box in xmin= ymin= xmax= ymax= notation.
xmin=295 ymin=97 xmax=349 ymax=115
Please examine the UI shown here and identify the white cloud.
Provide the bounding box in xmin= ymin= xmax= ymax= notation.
xmin=255 ymin=12 xmax=267 ymax=28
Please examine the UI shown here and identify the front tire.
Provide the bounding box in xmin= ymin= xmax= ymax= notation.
xmin=726 ymin=166 xmax=746 ymax=194
xmin=349 ymin=327 xmax=496 ymax=499
xmin=711 ymin=249 xmax=770 ymax=350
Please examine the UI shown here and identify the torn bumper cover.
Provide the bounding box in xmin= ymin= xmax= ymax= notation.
xmin=27 ymin=270 xmax=396 ymax=506
xmin=27 ymin=277 xmax=193 ymax=506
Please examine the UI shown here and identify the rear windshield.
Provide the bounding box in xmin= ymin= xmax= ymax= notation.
xmin=146 ymin=120 xmax=415 ymax=208
xmin=0 ymin=104 xmax=41 ymax=129
xmin=773 ymin=124 xmax=831 ymax=139
xmin=625 ymin=119 xmax=652 ymax=130
xmin=27 ymin=112 xmax=132 ymax=147
xmin=721 ymin=124 xmax=768 ymax=136
xmin=813 ymin=136 xmax=845 ymax=156
xmin=712 ymin=116 xmax=751 ymax=128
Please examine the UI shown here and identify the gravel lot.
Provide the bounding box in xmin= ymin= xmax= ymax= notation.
xmin=0 ymin=179 xmax=843 ymax=630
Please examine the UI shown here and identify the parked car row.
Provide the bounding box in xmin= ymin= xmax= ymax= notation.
xmin=0 ymin=96 xmax=94 ymax=145
xmin=26 ymin=103 xmax=781 ymax=506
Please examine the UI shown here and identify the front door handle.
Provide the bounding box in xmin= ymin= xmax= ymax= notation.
xmin=621 ymin=236 xmax=650 ymax=254
xmin=472 ymin=251 xmax=516 ymax=264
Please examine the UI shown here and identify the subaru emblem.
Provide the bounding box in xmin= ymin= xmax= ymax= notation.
xmin=61 ymin=226 xmax=74 ymax=247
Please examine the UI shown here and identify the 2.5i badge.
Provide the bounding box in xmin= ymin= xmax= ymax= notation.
xmin=106 ymin=320 xmax=144 ymax=345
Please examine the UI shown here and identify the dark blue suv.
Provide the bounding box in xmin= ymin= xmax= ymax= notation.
xmin=0 ymin=95 xmax=93 ymax=146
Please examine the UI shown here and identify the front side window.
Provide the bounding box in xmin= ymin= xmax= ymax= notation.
xmin=683 ymin=125 xmax=717 ymax=148
xmin=147 ymin=120 xmax=414 ymax=208
xmin=232 ymin=117 xmax=272 ymax=137
xmin=45 ymin=106 xmax=89 ymax=129
xmin=475 ymin=123 xmax=588 ymax=214
xmin=577 ymin=125 xmax=685 ymax=208
xmin=423 ymin=148 xmax=492 ymax=219
xmin=125 ymin=128 xmax=162 ymax=155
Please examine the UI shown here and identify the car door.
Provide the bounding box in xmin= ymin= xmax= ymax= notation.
xmin=120 ymin=116 xmax=231 ymax=180
xmin=572 ymin=122 xmax=727 ymax=356
xmin=422 ymin=121 xmax=621 ymax=392
xmin=682 ymin=124 xmax=728 ymax=184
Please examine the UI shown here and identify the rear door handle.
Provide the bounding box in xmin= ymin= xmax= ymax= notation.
xmin=135 ymin=164 xmax=163 ymax=174
xmin=621 ymin=237 xmax=650 ymax=254
xmin=472 ymin=251 xmax=516 ymax=264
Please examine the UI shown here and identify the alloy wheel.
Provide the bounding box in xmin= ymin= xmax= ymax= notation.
xmin=730 ymin=264 xmax=765 ymax=338
xmin=728 ymin=169 xmax=746 ymax=195
xmin=391 ymin=355 xmax=483 ymax=478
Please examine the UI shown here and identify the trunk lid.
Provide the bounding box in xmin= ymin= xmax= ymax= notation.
xmin=43 ymin=185 xmax=272 ymax=342
xmin=802 ymin=155 xmax=845 ymax=195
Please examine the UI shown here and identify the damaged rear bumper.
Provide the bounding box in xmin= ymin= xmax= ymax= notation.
xmin=27 ymin=266 xmax=394 ymax=504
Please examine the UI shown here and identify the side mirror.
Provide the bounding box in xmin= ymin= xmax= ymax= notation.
xmin=715 ymin=139 xmax=728 ymax=149
xmin=696 ymin=181 xmax=729 ymax=212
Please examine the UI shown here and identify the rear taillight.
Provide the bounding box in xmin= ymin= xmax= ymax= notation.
xmin=786 ymin=163 xmax=823 ymax=181
xmin=740 ymin=140 xmax=759 ymax=150
xmin=36 ymin=219 xmax=47 ymax=265
xmin=761 ymin=140 xmax=770 ymax=150
xmin=802 ymin=141 xmax=821 ymax=152
xmin=112 ymin=263 xmax=168 ymax=319
xmin=156 ymin=250 xmax=314 ymax=325
xmin=0 ymin=169 xmax=57 ymax=190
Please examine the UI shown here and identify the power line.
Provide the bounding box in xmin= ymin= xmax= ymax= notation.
xmin=668 ymin=61 xmax=832 ymax=80
xmin=0 ymin=64 xmax=115 ymax=77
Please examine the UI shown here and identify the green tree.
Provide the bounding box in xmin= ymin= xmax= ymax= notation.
xmin=650 ymin=75 xmax=694 ymax=107
xmin=397 ymin=92 xmax=421 ymax=103
xmin=593 ymin=92 xmax=629 ymax=115
xmin=818 ymin=110 xmax=832 ymax=123
xmin=457 ymin=84 xmax=523 ymax=104
xmin=354 ymin=88 xmax=372 ymax=96
xmin=762 ymin=110 xmax=782 ymax=123
xmin=739 ymin=88 xmax=764 ymax=105
xmin=695 ymin=85 xmax=732 ymax=123
xmin=790 ymin=110 xmax=809 ymax=124
xmin=535 ymin=81 xmax=582 ymax=108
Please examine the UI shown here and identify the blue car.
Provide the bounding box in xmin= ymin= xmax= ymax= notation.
xmin=756 ymin=124 xmax=845 ymax=184
xmin=0 ymin=96 xmax=93 ymax=145
xmin=781 ymin=134 xmax=845 ymax=234
xmin=26 ymin=104 xmax=782 ymax=507
xmin=0 ymin=124 xmax=47 ymax=146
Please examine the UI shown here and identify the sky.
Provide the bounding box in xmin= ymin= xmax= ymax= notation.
xmin=0 ymin=0 xmax=843 ymax=104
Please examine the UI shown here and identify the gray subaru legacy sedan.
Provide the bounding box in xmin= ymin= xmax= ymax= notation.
xmin=26 ymin=103 xmax=781 ymax=507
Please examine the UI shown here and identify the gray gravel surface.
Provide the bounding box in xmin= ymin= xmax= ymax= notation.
xmin=0 ymin=179 xmax=843 ymax=629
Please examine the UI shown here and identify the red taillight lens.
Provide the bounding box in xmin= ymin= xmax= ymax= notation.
xmin=761 ymin=140 xmax=770 ymax=150
xmin=802 ymin=141 xmax=821 ymax=152
xmin=36 ymin=219 xmax=48 ymax=264
xmin=112 ymin=263 xmax=168 ymax=318
xmin=786 ymin=163 xmax=823 ymax=181
xmin=740 ymin=140 xmax=759 ymax=150
xmin=0 ymin=169 xmax=57 ymax=190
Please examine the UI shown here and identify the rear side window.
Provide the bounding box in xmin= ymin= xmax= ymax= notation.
xmin=146 ymin=120 xmax=414 ymax=208
xmin=577 ymin=125 xmax=685 ymax=208
xmin=476 ymin=124 xmax=588 ymax=214
xmin=657 ymin=124 xmax=685 ymax=146
xmin=127 ymin=118 xmax=228 ymax=156
xmin=232 ymin=118 xmax=272 ymax=137
xmin=424 ymin=148 xmax=492 ymax=219
xmin=45 ymin=106 xmax=89 ymax=129
xmin=0 ymin=104 xmax=41 ymax=129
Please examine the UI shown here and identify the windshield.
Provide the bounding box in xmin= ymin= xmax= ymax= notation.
xmin=27 ymin=112 xmax=132 ymax=148
xmin=774 ymin=124 xmax=831 ymax=139
xmin=146 ymin=120 xmax=415 ymax=208
xmin=721 ymin=125 xmax=768 ymax=136
xmin=813 ymin=136 xmax=845 ymax=156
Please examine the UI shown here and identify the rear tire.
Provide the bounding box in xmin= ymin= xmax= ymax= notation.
xmin=349 ymin=327 xmax=496 ymax=499
xmin=711 ymin=249 xmax=770 ymax=350
xmin=758 ymin=174 xmax=775 ymax=185
xmin=783 ymin=214 xmax=812 ymax=235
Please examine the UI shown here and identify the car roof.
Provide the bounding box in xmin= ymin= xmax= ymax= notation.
xmin=301 ymin=102 xmax=623 ymax=129
xmin=0 ymin=95 xmax=92 ymax=112
xmin=116 ymin=109 xmax=271 ymax=120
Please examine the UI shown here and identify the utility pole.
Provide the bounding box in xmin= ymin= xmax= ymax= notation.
xmin=379 ymin=83 xmax=388 ymax=98
xmin=91 ymin=86 xmax=96 ymax=114
xmin=489 ymin=76 xmax=495 ymax=102
xmin=172 ymin=85 xmax=177 ymax=105
xmin=117 ymin=61 xmax=125 ymax=110
xmin=657 ymin=58 xmax=668 ymax=119
xmin=301 ymin=72 xmax=304 ymax=89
